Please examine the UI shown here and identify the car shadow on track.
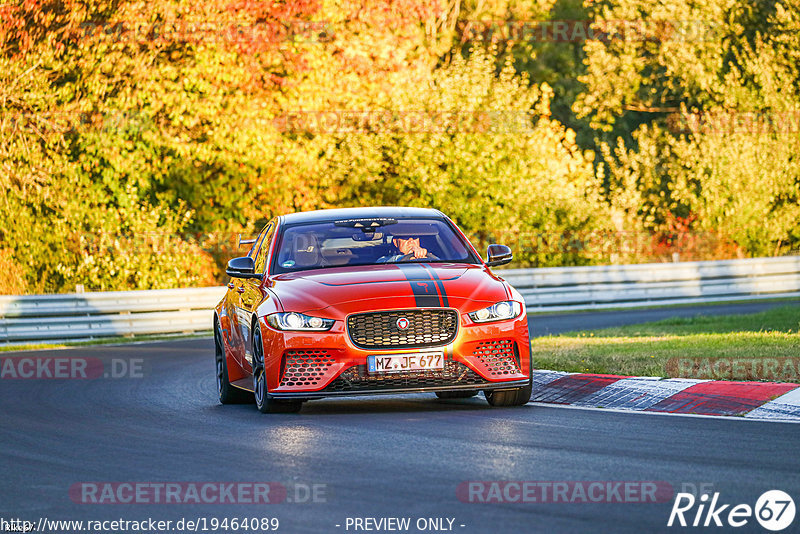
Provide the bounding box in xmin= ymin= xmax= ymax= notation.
xmin=209 ymin=395 xmax=534 ymax=416
xmin=300 ymin=397 xmax=492 ymax=415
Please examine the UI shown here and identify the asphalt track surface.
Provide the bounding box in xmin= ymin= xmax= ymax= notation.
xmin=2 ymin=301 xmax=799 ymax=534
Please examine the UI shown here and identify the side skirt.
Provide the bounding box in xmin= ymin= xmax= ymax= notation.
xmin=231 ymin=377 xmax=254 ymax=392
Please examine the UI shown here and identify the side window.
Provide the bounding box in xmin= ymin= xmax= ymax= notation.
xmin=253 ymin=222 xmax=276 ymax=274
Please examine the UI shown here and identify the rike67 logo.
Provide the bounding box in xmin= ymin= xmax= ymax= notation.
xmin=668 ymin=490 xmax=795 ymax=531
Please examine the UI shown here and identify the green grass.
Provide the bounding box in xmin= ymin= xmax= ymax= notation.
xmin=526 ymin=296 xmax=800 ymax=315
xmin=532 ymin=305 xmax=800 ymax=382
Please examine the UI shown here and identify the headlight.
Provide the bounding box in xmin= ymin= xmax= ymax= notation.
xmin=266 ymin=312 xmax=335 ymax=331
xmin=468 ymin=301 xmax=523 ymax=323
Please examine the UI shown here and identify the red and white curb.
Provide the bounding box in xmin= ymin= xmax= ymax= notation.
xmin=531 ymin=371 xmax=800 ymax=421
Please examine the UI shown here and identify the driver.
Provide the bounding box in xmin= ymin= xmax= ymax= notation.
xmin=378 ymin=237 xmax=436 ymax=262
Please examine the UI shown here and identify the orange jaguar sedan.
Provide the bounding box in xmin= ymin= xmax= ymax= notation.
xmin=213 ymin=207 xmax=532 ymax=413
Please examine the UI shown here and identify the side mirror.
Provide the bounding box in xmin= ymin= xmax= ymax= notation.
xmin=486 ymin=244 xmax=513 ymax=267
xmin=226 ymin=256 xmax=262 ymax=279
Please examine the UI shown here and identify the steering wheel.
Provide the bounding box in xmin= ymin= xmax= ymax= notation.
xmin=397 ymin=252 xmax=439 ymax=262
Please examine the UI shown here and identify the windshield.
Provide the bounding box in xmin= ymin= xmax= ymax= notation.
xmin=271 ymin=217 xmax=479 ymax=274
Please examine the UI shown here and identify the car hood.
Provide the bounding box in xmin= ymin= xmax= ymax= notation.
xmin=268 ymin=263 xmax=510 ymax=316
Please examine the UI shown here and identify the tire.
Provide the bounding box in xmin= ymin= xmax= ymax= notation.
xmin=214 ymin=321 xmax=252 ymax=404
xmin=485 ymin=346 xmax=534 ymax=407
xmin=484 ymin=381 xmax=532 ymax=407
xmin=435 ymin=390 xmax=479 ymax=399
xmin=252 ymin=322 xmax=303 ymax=414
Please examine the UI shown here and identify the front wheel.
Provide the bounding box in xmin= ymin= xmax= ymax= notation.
xmin=484 ymin=382 xmax=532 ymax=407
xmin=214 ymin=322 xmax=251 ymax=404
xmin=252 ymin=322 xmax=303 ymax=414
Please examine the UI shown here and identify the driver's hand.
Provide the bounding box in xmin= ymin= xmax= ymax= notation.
xmin=397 ymin=238 xmax=427 ymax=259
xmin=410 ymin=245 xmax=428 ymax=259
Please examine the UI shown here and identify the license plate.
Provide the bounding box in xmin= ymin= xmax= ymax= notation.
xmin=367 ymin=352 xmax=444 ymax=374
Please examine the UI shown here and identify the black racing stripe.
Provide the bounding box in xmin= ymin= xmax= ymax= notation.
xmin=421 ymin=264 xmax=449 ymax=307
xmin=397 ymin=263 xmax=442 ymax=307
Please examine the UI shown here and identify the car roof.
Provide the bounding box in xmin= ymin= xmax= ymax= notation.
xmin=279 ymin=207 xmax=446 ymax=225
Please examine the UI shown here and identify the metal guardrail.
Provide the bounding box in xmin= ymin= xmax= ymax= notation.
xmin=0 ymin=287 xmax=225 ymax=343
xmin=501 ymin=256 xmax=800 ymax=312
xmin=1 ymin=257 xmax=798 ymax=343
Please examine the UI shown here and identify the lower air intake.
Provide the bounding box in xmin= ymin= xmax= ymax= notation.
xmin=473 ymin=339 xmax=520 ymax=376
xmin=280 ymin=350 xmax=334 ymax=387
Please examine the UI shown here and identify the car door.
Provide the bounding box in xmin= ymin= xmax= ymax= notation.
xmin=237 ymin=220 xmax=277 ymax=373
xmin=227 ymin=225 xmax=269 ymax=367
xmin=221 ymin=274 xmax=240 ymax=355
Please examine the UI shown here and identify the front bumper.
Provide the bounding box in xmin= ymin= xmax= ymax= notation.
xmin=260 ymin=310 xmax=531 ymax=399
xmin=269 ymin=379 xmax=531 ymax=400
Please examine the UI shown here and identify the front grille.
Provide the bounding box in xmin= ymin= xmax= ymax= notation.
xmin=473 ymin=340 xmax=520 ymax=377
xmin=324 ymin=361 xmax=489 ymax=393
xmin=280 ymin=350 xmax=334 ymax=387
xmin=347 ymin=309 xmax=458 ymax=349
